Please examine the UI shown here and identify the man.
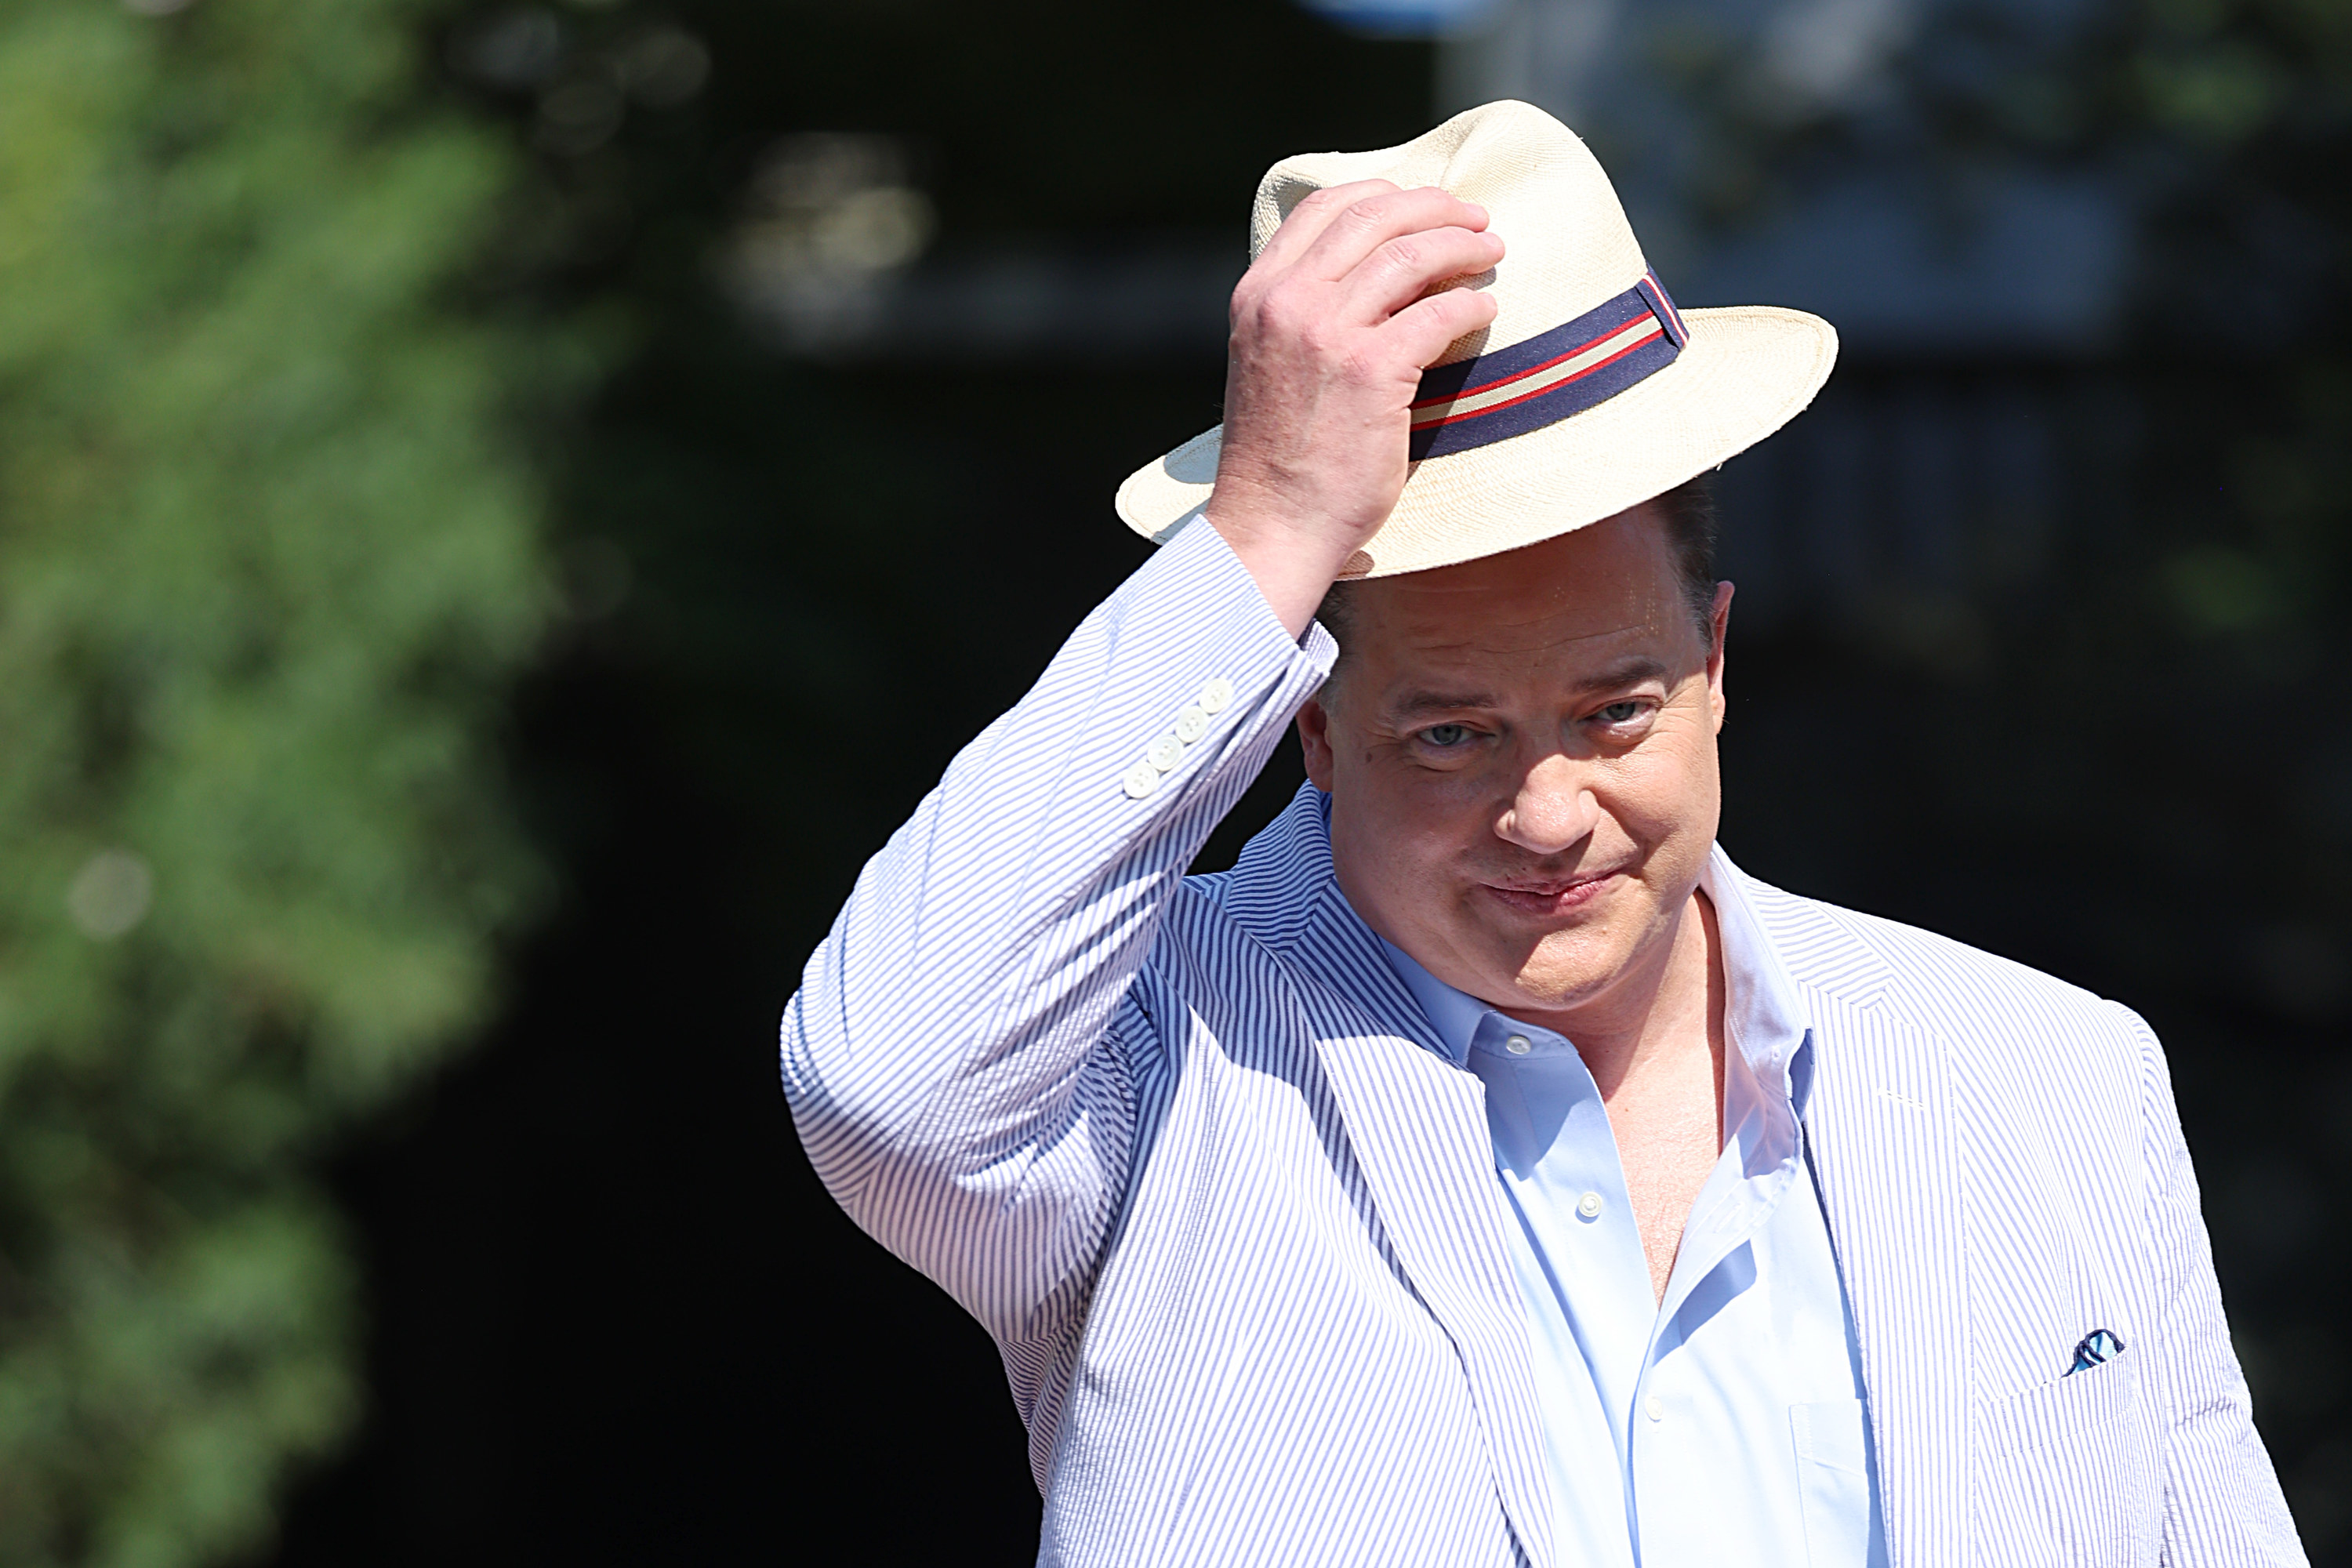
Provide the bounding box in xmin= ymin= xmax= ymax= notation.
xmin=782 ymin=103 xmax=2302 ymax=1566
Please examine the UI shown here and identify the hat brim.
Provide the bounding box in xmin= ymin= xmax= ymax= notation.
xmin=1113 ymin=305 xmax=1837 ymax=579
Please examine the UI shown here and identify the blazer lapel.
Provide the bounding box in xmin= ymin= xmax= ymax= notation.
xmin=1226 ymin=795 xmax=1555 ymax=1567
xmin=1290 ymin=883 xmax=1558 ymax=1568
xmin=1736 ymin=862 xmax=1972 ymax=1568
xmin=1802 ymin=984 xmax=1972 ymax=1568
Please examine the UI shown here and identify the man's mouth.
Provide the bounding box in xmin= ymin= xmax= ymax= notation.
xmin=1479 ymin=873 xmax=1617 ymax=916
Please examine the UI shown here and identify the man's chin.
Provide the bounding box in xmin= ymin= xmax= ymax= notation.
xmin=1500 ymin=973 xmax=1622 ymax=1018
xmin=1475 ymin=932 xmax=1635 ymax=1014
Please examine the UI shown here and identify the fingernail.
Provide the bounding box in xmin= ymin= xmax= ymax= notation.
xmin=1465 ymin=202 xmax=1490 ymax=224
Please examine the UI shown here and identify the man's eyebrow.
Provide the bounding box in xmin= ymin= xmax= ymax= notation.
xmin=1573 ymin=655 xmax=1673 ymax=692
xmin=1387 ymin=688 xmax=1500 ymax=720
xmin=1382 ymin=657 xmax=1675 ymax=720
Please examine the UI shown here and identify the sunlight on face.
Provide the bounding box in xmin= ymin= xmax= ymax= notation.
xmin=1298 ymin=503 xmax=1730 ymax=1029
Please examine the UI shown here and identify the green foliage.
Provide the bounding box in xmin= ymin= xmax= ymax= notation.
xmin=0 ymin=0 xmax=564 ymax=1559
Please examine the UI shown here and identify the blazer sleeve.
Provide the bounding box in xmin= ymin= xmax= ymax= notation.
xmin=781 ymin=519 xmax=1337 ymax=1346
xmin=2117 ymin=1005 xmax=2308 ymax=1564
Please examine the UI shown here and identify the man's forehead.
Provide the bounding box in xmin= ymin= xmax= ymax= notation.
xmin=1373 ymin=614 xmax=1666 ymax=681
xmin=1352 ymin=512 xmax=1680 ymax=659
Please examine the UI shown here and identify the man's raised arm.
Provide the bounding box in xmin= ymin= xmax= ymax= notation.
xmin=779 ymin=183 xmax=1503 ymax=1343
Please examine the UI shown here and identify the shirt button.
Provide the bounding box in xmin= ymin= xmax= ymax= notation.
xmin=1145 ymin=734 xmax=1183 ymax=772
xmin=1645 ymin=1395 xmax=1664 ymax=1422
xmin=1504 ymin=1035 xmax=1531 ymax=1055
xmin=1577 ymin=1192 xmax=1604 ymax=1219
xmin=1197 ymin=677 xmax=1234 ymax=714
xmin=1173 ymin=705 xmax=1210 ymax=744
xmin=1122 ymin=761 xmax=1160 ymax=800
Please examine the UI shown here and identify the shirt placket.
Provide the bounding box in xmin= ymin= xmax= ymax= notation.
xmin=1472 ymin=1014 xmax=1661 ymax=1518
xmin=1625 ymin=1076 xmax=1806 ymax=1560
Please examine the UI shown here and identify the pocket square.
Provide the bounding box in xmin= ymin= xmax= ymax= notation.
xmin=2067 ymin=1328 xmax=2125 ymax=1374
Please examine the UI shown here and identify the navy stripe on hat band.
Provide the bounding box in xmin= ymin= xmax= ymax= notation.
xmin=1407 ymin=269 xmax=1687 ymax=462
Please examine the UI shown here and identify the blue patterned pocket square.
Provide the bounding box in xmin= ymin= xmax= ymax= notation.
xmin=2068 ymin=1329 xmax=2125 ymax=1375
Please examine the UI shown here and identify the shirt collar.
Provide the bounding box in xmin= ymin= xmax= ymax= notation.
xmin=1374 ymin=844 xmax=1817 ymax=1114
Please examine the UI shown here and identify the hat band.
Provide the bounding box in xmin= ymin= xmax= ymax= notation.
xmin=1407 ymin=270 xmax=1687 ymax=461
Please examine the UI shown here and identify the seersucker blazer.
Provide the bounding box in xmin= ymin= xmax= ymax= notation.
xmin=782 ymin=520 xmax=2303 ymax=1566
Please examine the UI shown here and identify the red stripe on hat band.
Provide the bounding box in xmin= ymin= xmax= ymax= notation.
xmin=1407 ymin=327 xmax=1664 ymax=431
xmin=1408 ymin=317 xmax=1660 ymax=412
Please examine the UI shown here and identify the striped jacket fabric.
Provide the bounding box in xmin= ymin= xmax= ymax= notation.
xmin=781 ymin=520 xmax=2305 ymax=1566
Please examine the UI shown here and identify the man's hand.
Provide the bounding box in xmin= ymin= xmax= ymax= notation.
xmin=1204 ymin=181 xmax=1504 ymax=637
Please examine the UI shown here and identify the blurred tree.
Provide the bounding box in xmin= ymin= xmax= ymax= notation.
xmin=0 ymin=0 xmax=574 ymax=1561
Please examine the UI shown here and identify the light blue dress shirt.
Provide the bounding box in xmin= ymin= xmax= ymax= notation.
xmin=1379 ymin=847 xmax=1890 ymax=1567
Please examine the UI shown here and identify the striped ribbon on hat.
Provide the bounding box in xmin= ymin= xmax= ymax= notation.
xmin=1407 ymin=269 xmax=1688 ymax=462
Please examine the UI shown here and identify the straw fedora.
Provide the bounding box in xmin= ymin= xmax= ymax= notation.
xmin=1114 ymin=100 xmax=1838 ymax=579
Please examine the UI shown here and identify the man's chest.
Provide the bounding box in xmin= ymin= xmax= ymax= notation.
xmin=1606 ymin=1078 xmax=1726 ymax=1302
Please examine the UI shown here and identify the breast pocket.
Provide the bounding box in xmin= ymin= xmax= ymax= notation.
xmin=1978 ymin=1348 xmax=2136 ymax=1457
xmin=1791 ymin=1399 xmax=1875 ymax=1567
xmin=1972 ymin=1351 xmax=2153 ymax=1565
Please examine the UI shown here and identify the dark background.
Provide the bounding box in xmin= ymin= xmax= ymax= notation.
xmin=270 ymin=0 xmax=2352 ymax=1561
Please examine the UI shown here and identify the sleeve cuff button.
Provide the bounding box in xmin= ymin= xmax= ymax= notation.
xmin=1122 ymin=761 xmax=1161 ymax=800
xmin=1198 ymin=678 xmax=1233 ymax=713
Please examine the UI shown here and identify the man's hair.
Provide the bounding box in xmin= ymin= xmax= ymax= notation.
xmin=1314 ymin=474 xmax=1719 ymax=688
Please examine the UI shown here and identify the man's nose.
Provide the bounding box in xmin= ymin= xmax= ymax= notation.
xmin=1496 ymin=755 xmax=1599 ymax=855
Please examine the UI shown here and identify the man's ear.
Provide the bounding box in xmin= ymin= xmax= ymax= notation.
xmin=1706 ymin=580 xmax=1734 ymax=731
xmin=1298 ymin=695 xmax=1337 ymax=791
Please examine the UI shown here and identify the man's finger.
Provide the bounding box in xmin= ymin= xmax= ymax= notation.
xmin=1337 ymin=226 xmax=1506 ymax=327
xmin=1378 ymin=284 xmax=1503 ymax=376
xmin=1247 ymin=179 xmax=1405 ymax=276
xmin=1294 ymin=186 xmax=1490 ymax=285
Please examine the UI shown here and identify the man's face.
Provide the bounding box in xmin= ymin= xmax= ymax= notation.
xmin=1298 ymin=503 xmax=1731 ymax=1023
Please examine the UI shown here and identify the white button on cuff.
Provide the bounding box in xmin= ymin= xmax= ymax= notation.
xmin=1645 ymin=1395 xmax=1664 ymax=1422
xmin=1122 ymin=761 xmax=1160 ymax=800
xmin=1146 ymin=734 xmax=1183 ymax=772
xmin=1198 ymin=677 xmax=1233 ymax=714
xmin=1173 ymin=705 xmax=1210 ymax=744
xmin=1504 ymin=1035 xmax=1532 ymax=1056
xmin=1577 ymin=1192 xmax=1604 ymax=1219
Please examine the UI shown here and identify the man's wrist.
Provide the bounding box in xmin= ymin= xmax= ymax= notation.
xmin=1202 ymin=494 xmax=1362 ymax=641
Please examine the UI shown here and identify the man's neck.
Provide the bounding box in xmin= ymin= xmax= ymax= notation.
xmin=1503 ymin=888 xmax=1727 ymax=1111
xmin=1512 ymin=889 xmax=1730 ymax=1301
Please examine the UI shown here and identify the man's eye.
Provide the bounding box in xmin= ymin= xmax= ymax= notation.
xmin=1421 ymin=724 xmax=1473 ymax=747
xmin=1595 ymin=700 xmax=1645 ymax=724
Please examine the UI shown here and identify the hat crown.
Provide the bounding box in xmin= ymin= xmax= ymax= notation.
xmin=1247 ymin=100 xmax=1647 ymax=371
